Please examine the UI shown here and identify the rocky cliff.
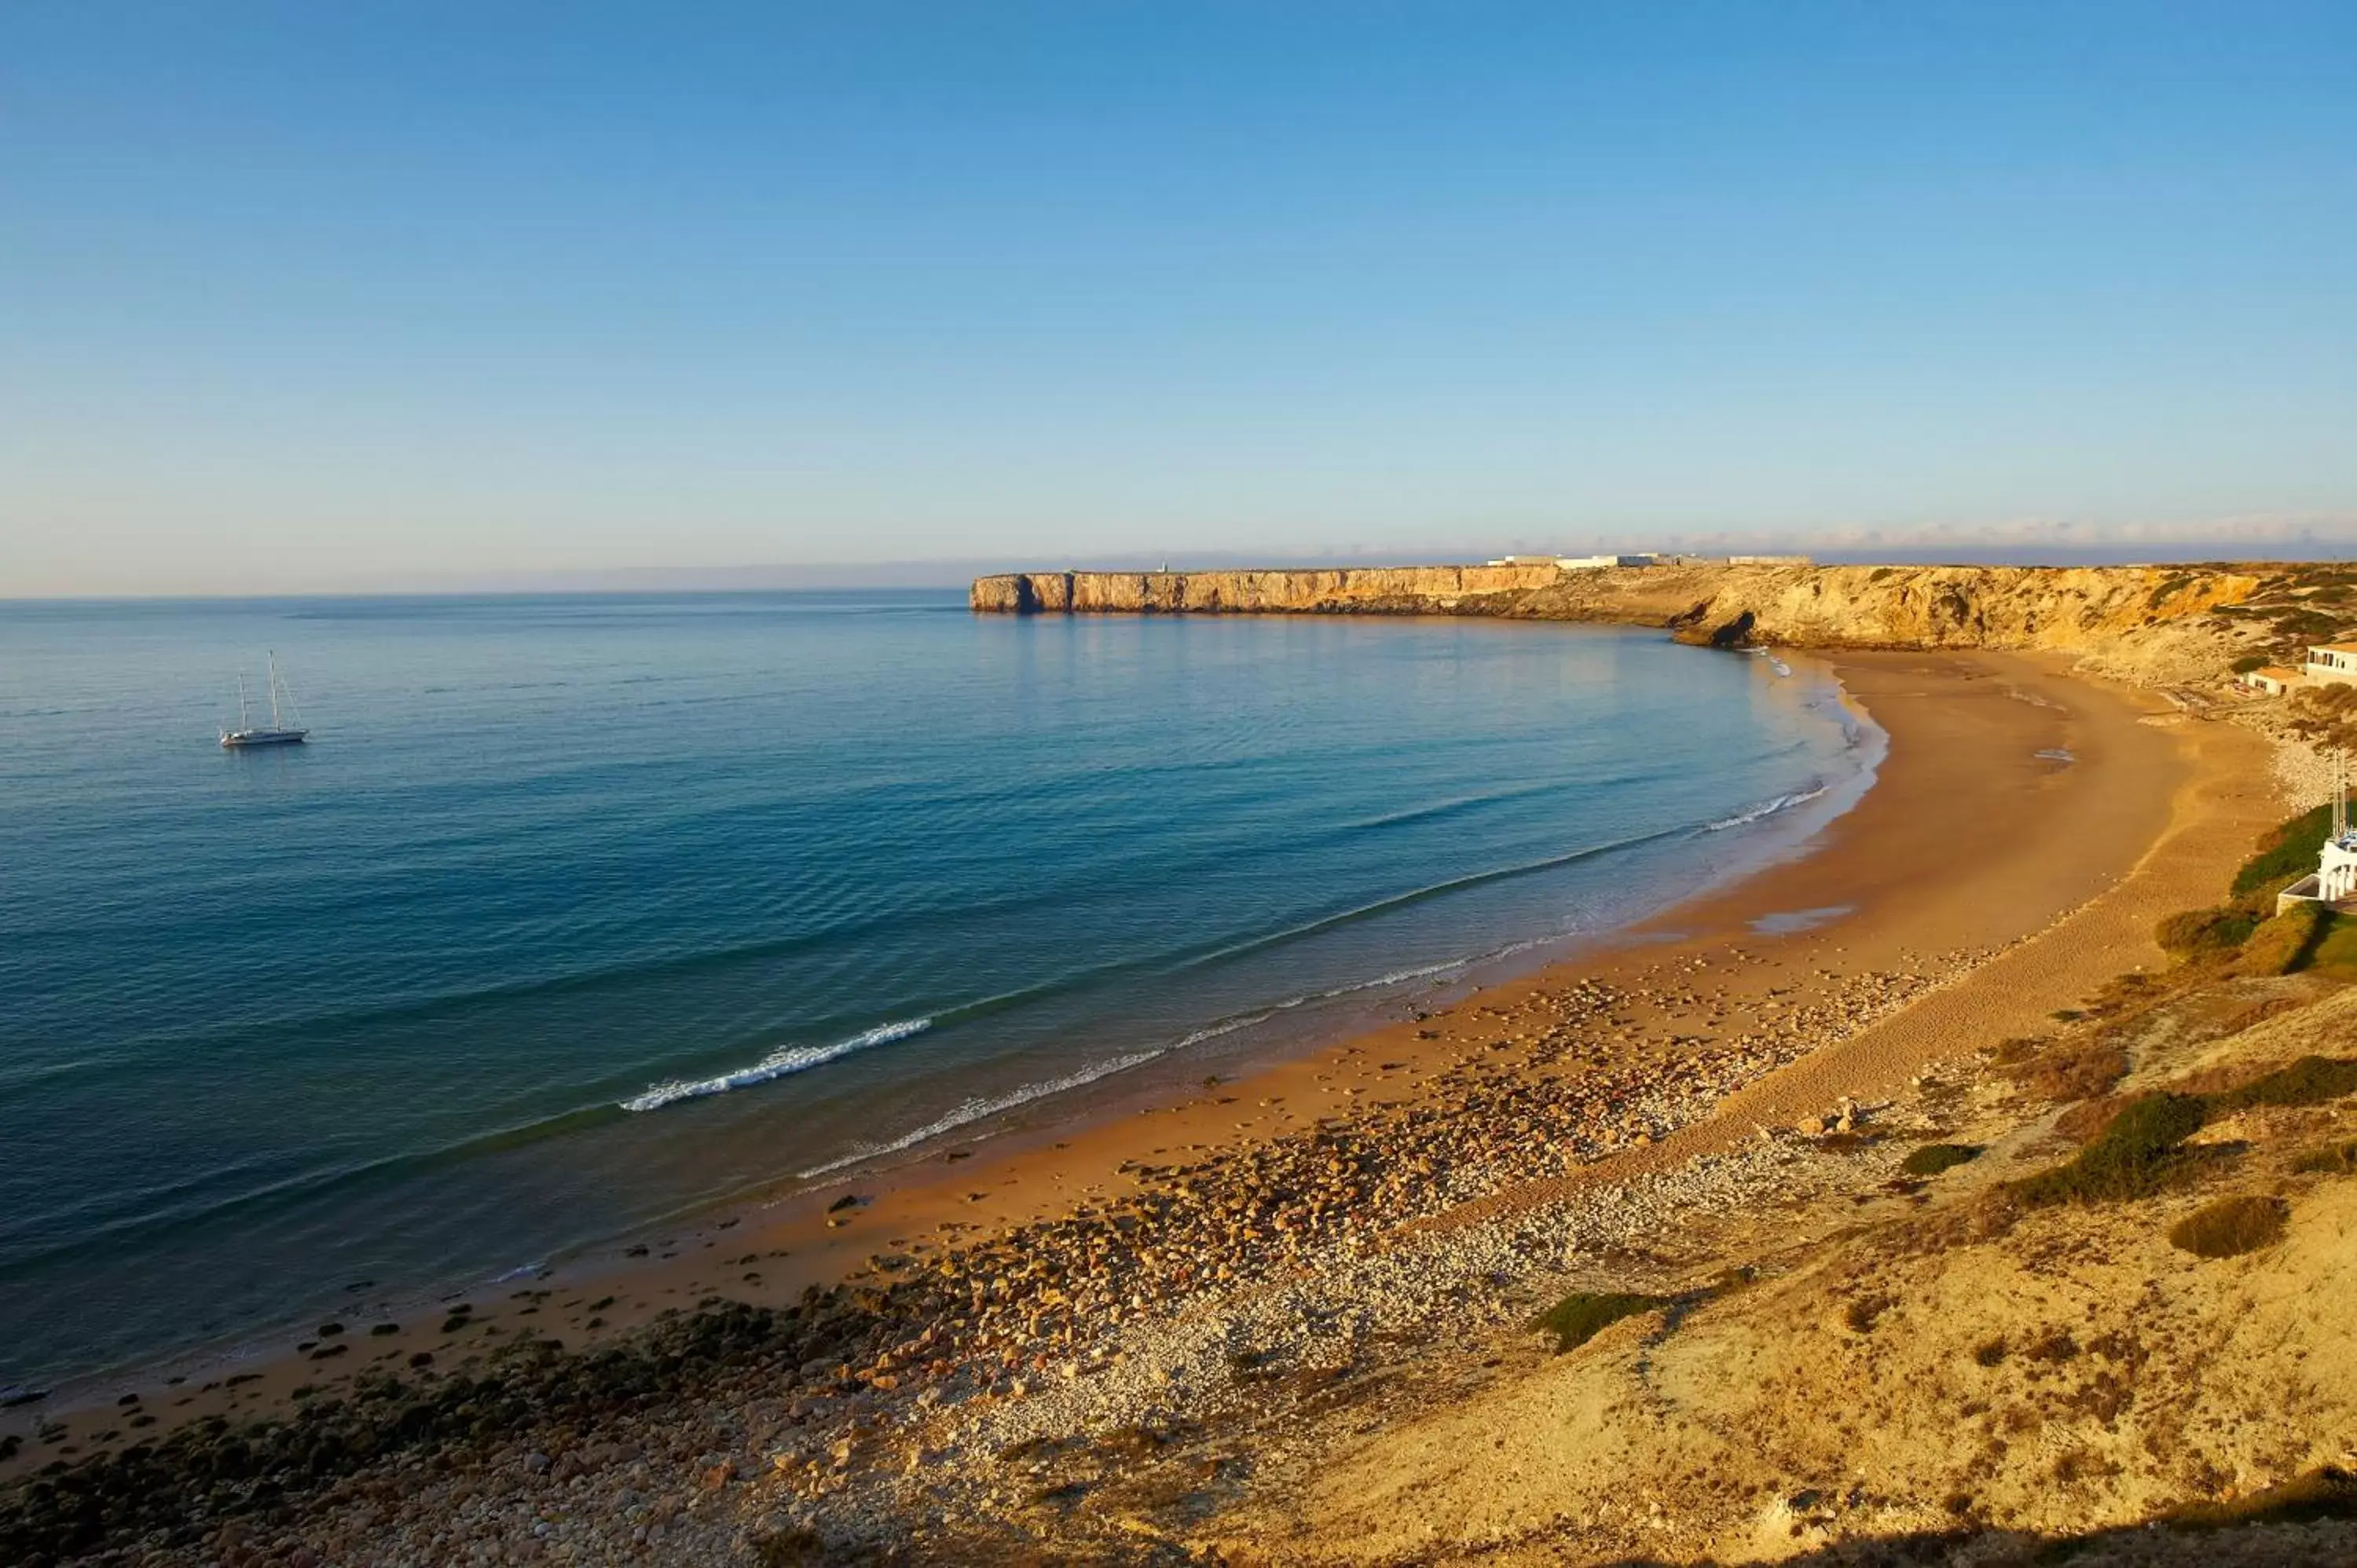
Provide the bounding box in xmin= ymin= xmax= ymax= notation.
xmin=967 ymin=563 xmax=1565 ymax=615
xmin=971 ymin=562 xmax=2263 ymax=674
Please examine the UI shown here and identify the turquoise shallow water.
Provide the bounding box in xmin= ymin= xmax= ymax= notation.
xmin=0 ymin=591 xmax=1871 ymax=1386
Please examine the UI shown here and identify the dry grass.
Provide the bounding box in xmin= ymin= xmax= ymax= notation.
xmin=1842 ymin=1295 xmax=1894 ymax=1334
xmin=2054 ymin=1094 xmax=2131 ymax=1142
xmin=2167 ymin=1196 xmax=2288 ymax=1258
xmin=1996 ymin=1038 xmax=2132 ymax=1105
xmin=2292 ymin=1140 xmax=2357 ymax=1176
xmin=2161 ymin=1464 xmax=2357 ymax=1530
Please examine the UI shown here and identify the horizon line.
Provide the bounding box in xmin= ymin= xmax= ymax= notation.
xmin=9 ymin=543 xmax=2357 ymax=603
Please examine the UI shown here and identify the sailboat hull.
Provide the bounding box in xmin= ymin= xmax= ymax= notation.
xmin=220 ymin=729 xmax=309 ymax=748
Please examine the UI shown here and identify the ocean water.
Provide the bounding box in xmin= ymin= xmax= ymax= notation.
xmin=0 ymin=592 xmax=1872 ymax=1387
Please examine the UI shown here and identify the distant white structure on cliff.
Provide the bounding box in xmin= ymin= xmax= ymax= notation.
xmin=1487 ymin=553 xmax=1659 ymax=570
xmin=1482 ymin=551 xmax=1813 ymax=570
xmin=2278 ymin=756 xmax=2357 ymax=913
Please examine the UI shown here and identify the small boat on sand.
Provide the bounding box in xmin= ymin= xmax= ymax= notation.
xmin=221 ymin=654 xmax=310 ymax=748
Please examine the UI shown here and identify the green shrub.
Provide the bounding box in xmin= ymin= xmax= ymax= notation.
xmin=1901 ymin=1144 xmax=1981 ymax=1178
xmin=1530 ymin=1291 xmax=1667 ymax=1354
xmin=2011 ymin=1093 xmax=2209 ymax=1206
xmin=2168 ymin=1195 xmax=2287 ymax=1258
xmin=2231 ymin=654 xmax=2267 ymax=674
xmin=2209 ymin=1055 xmax=2357 ymax=1112
xmin=2235 ymin=903 xmax=2330 ymax=975
xmin=2305 ymin=910 xmax=2357 ymax=980
xmin=2233 ymin=805 xmax=2336 ymax=897
xmin=2292 ymin=1140 xmax=2357 ymax=1176
xmin=2271 ymin=609 xmax=2344 ymax=642
xmin=2155 ymin=906 xmax=2258 ymax=956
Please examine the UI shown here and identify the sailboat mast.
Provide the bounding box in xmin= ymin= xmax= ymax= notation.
xmin=267 ymin=652 xmax=284 ymax=730
xmin=236 ymin=672 xmax=251 ymax=732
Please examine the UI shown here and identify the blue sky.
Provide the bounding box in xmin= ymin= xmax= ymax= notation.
xmin=6 ymin=2 xmax=2355 ymax=592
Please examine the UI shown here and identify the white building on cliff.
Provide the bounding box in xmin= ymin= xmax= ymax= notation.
xmin=2304 ymin=644 xmax=2357 ymax=686
xmin=2278 ymin=757 xmax=2357 ymax=912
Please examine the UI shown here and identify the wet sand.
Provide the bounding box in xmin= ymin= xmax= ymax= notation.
xmin=0 ymin=648 xmax=2256 ymax=1475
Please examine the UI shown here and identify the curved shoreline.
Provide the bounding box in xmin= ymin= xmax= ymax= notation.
xmin=0 ymin=613 xmax=1848 ymax=1395
xmin=0 ymin=647 xmax=2201 ymax=1482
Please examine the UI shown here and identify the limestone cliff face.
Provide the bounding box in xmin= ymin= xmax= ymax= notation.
xmin=1632 ymin=563 xmax=2256 ymax=653
xmin=969 ymin=564 xmax=1563 ymax=616
xmin=970 ymin=562 xmax=2259 ymax=665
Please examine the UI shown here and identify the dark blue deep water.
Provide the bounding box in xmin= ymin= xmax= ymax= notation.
xmin=0 ymin=591 xmax=1872 ymax=1385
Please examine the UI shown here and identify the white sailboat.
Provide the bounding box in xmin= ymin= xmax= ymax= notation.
xmin=220 ymin=653 xmax=310 ymax=748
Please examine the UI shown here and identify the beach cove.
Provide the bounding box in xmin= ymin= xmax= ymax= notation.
xmin=2 ymin=624 xmax=2282 ymax=1567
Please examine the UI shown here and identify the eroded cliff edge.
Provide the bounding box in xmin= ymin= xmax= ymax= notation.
xmin=971 ymin=562 xmax=2260 ymax=672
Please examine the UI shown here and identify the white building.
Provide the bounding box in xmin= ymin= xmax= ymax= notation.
xmin=1554 ymin=554 xmax=1658 ymax=570
xmin=2304 ymin=644 xmax=2357 ymax=686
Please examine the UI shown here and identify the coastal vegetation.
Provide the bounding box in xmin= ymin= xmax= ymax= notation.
xmin=2009 ymin=1092 xmax=2211 ymax=1206
xmin=1528 ymin=1291 xmax=1668 ymax=1354
xmin=2292 ymin=1139 xmax=2357 ymax=1176
xmin=1897 ymin=1142 xmax=1980 ymax=1178
xmin=2167 ymin=1195 xmax=2288 ymax=1258
xmin=2230 ymin=803 xmax=2335 ymax=897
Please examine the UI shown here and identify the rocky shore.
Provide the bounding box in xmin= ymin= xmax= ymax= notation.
xmin=1 ymin=943 xmax=1973 ymax=1567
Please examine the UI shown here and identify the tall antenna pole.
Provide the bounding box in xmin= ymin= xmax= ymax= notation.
xmin=2333 ymin=748 xmax=2349 ymax=846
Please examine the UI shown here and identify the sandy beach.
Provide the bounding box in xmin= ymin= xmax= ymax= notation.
xmin=2 ymin=645 xmax=2267 ymax=1506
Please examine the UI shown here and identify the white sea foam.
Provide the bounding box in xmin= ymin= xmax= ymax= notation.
xmin=1328 ymin=958 xmax=1468 ymax=992
xmin=1706 ymin=784 xmax=1829 ymax=832
xmin=619 ymin=1017 xmax=933 ymax=1112
xmin=1261 ymin=959 xmax=1468 ymax=1017
xmin=794 ymin=960 xmax=1495 ymax=1178
xmin=797 ymin=1049 xmax=1167 ymax=1178
xmin=1171 ymin=1013 xmax=1273 ymax=1049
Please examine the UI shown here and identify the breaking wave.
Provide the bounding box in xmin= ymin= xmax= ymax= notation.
xmin=797 ymin=1049 xmax=1167 ymax=1178
xmin=619 ymin=1017 xmax=933 ymax=1112
xmin=1706 ymin=784 xmax=1830 ymax=832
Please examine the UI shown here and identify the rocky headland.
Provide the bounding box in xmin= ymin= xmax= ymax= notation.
xmin=971 ymin=561 xmax=2264 ymax=683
